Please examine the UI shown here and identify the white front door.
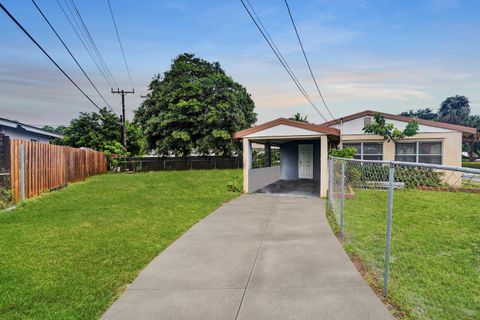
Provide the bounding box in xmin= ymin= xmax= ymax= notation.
xmin=298 ymin=144 xmax=313 ymax=179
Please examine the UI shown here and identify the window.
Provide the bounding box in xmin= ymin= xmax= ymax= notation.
xmin=396 ymin=141 xmax=442 ymax=164
xmin=343 ymin=142 xmax=383 ymax=160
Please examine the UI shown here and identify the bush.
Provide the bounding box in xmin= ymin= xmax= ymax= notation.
xmin=227 ymin=175 xmax=241 ymax=192
xmin=353 ymin=164 xmax=442 ymax=189
xmin=462 ymin=161 xmax=480 ymax=170
xmin=330 ymin=147 xmax=357 ymax=159
xmin=0 ymin=173 xmax=12 ymax=209
xmin=252 ymin=148 xmax=280 ymax=169
xmin=395 ymin=166 xmax=442 ymax=188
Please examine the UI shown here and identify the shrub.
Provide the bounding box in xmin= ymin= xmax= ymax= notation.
xmin=0 ymin=173 xmax=12 ymax=209
xmin=462 ymin=161 xmax=480 ymax=170
xmin=353 ymin=164 xmax=442 ymax=189
xmin=227 ymin=175 xmax=241 ymax=192
xmin=395 ymin=166 xmax=442 ymax=188
xmin=330 ymin=147 xmax=357 ymax=159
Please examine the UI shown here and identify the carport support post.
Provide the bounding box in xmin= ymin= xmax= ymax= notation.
xmin=264 ymin=142 xmax=271 ymax=167
xmin=383 ymin=162 xmax=395 ymax=297
xmin=242 ymin=138 xmax=252 ymax=193
xmin=340 ymin=159 xmax=345 ymax=239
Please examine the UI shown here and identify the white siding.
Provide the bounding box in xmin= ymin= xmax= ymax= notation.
xmin=332 ymin=116 xmax=452 ymax=135
xmin=245 ymin=124 xmax=323 ymax=138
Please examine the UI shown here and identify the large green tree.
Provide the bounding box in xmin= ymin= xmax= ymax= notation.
xmin=134 ymin=53 xmax=257 ymax=156
xmin=60 ymin=108 xmax=144 ymax=156
xmin=438 ymin=95 xmax=471 ymax=125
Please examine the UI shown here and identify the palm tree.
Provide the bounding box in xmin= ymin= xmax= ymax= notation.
xmin=289 ymin=112 xmax=308 ymax=123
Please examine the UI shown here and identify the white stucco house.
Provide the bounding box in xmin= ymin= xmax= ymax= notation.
xmin=234 ymin=110 xmax=477 ymax=198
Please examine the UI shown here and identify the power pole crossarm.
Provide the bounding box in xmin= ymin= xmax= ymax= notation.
xmin=111 ymin=88 xmax=134 ymax=149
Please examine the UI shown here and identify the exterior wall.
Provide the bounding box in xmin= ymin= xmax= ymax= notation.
xmin=1 ymin=127 xmax=52 ymax=144
xmin=248 ymin=166 xmax=281 ymax=192
xmin=340 ymin=131 xmax=462 ymax=166
xmin=280 ymin=140 xmax=320 ymax=181
xmin=0 ymin=133 xmax=7 ymax=172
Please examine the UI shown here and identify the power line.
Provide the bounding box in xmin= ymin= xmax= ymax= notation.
xmin=0 ymin=3 xmax=103 ymax=112
xmin=284 ymin=0 xmax=335 ymax=121
xmin=68 ymin=0 xmax=119 ymax=88
xmin=67 ymin=0 xmax=117 ymax=87
xmin=245 ymin=0 xmax=308 ymax=100
xmin=240 ymin=0 xmax=328 ymax=122
xmin=31 ymin=0 xmax=116 ymax=114
xmin=56 ymin=0 xmax=113 ymax=88
xmin=107 ymin=0 xmax=134 ymax=88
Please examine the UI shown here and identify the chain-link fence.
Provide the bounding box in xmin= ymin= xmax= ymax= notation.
xmin=328 ymin=156 xmax=480 ymax=320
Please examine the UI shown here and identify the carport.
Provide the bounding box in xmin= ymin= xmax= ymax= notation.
xmin=234 ymin=118 xmax=339 ymax=198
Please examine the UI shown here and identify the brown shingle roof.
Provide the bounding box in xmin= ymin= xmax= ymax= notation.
xmin=321 ymin=110 xmax=477 ymax=135
xmin=233 ymin=118 xmax=340 ymax=139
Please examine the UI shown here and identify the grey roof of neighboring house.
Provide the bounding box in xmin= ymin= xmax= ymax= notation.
xmin=0 ymin=117 xmax=64 ymax=139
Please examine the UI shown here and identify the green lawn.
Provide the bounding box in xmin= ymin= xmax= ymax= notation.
xmin=336 ymin=189 xmax=480 ymax=320
xmin=0 ymin=170 xmax=242 ymax=319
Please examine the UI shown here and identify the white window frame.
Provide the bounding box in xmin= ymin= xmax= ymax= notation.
xmin=395 ymin=141 xmax=443 ymax=164
xmin=343 ymin=141 xmax=383 ymax=160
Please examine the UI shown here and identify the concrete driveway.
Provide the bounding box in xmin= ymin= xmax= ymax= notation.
xmin=102 ymin=194 xmax=393 ymax=320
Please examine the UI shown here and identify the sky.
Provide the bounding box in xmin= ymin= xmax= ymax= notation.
xmin=1 ymin=0 xmax=479 ymax=126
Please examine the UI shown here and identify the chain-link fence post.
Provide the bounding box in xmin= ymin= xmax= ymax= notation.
xmin=383 ymin=162 xmax=395 ymax=297
xmin=340 ymin=159 xmax=345 ymax=239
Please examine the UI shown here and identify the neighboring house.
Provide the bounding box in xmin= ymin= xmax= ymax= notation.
xmin=234 ymin=110 xmax=476 ymax=198
xmin=0 ymin=118 xmax=63 ymax=172
xmin=0 ymin=117 xmax=63 ymax=143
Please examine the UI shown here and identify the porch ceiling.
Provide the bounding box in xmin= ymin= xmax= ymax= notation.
xmin=249 ymin=136 xmax=322 ymax=146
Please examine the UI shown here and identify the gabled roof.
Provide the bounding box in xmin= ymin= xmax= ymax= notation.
xmin=321 ymin=110 xmax=477 ymax=135
xmin=0 ymin=117 xmax=64 ymax=139
xmin=233 ymin=118 xmax=340 ymax=139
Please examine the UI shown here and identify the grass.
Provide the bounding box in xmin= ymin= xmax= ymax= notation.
xmin=0 ymin=169 xmax=242 ymax=319
xmin=335 ymin=189 xmax=480 ymax=320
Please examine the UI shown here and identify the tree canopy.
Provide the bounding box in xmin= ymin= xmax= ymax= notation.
xmin=59 ymin=108 xmax=144 ymax=156
xmin=438 ymin=95 xmax=471 ymax=125
xmin=400 ymin=108 xmax=437 ymax=121
xmin=134 ymin=53 xmax=257 ymax=156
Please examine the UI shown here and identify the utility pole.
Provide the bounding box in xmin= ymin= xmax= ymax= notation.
xmin=111 ymin=88 xmax=134 ymax=148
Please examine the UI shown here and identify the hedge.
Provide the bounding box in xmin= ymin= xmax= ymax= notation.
xmin=462 ymin=161 xmax=480 ymax=170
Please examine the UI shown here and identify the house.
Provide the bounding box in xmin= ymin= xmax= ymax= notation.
xmin=233 ymin=110 xmax=477 ymax=198
xmin=0 ymin=118 xmax=63 ymax=172
xmin=0 ymin=117 xmax=63 ymax=143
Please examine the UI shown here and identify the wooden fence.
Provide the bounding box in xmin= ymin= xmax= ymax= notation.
xmin=8 ymin=139 xmax=106 ymax=201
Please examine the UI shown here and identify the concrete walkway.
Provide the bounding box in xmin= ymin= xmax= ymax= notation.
xmin=102 ymin=195 xmax=393 ymax=320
